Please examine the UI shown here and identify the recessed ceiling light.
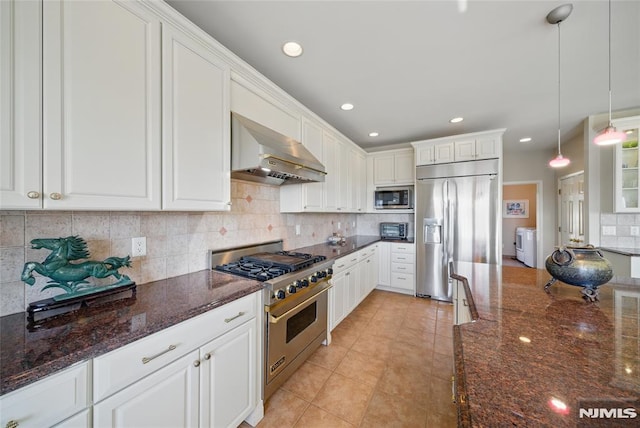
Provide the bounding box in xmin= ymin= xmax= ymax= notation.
xmin=449 ymin=117 xmax=463 ymax=123
xmin=369 ymin=132 xmax=379 ymax=137
xmin=340 ymin=103 xmax=354 ymax=111
xmin=520 ymin=137 xmax=532 ymax=143
xmin=282 ymin=41 xmax=303 ymax=57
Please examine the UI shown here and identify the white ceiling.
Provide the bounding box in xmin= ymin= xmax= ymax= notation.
xmin=166 ymin=0 xmax=640 ymax=153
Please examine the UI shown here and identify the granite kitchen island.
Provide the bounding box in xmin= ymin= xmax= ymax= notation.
xmin=453 ymin=262 xmax=640 ymax=426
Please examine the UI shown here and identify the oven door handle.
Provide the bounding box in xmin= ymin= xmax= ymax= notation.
xmin=267 ymin=285 xmax=332 ymax=324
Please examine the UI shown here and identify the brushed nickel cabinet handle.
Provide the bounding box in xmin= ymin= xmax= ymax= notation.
xmin=141 ymin=344 xmax=177 ymax=364
xmin=49 ymin=192 xmax=62 ymax=200
xmin=6 ymin=420 xmax=19 ymax=428
xmin=193 ymin=360 xmax=200 ymax=367
xmin=224 ymin=311 xmax=245 ymax=323
xmin=27 ymin=191 xmax=40 ymax=199
xmin=204 ymin=353 xmax=212 ymax=360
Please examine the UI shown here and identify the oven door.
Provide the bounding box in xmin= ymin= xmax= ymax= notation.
xmin=265 ymin=283 xmax=330 ymax=388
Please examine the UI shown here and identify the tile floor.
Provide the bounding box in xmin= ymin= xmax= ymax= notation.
xmin=246 ymin=290 xmax=457 ymax=428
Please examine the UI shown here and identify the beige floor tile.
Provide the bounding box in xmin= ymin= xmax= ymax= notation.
xmin=388 ymin=340 xmax=432 ymax=375
xmin=426 ymin=408 xmax=457 ymax=428
xmin=280 ymin=361 xmax=332 ymax=401
xmin=394 ymin=325 xmax=436 ymax=351
xmin=433 ymin=334 xmax=454 ymax=356
xmin=334 ymin=348 xmax=386 ymax=385
xmin=313 ymin=372 xmax=376 ymax=425
xmin=361 ymin=389 xmax=428 ymax=428
xmin=307 ymin=343 xmax=349 ymax=371
xmin=330 ymin=321 xmax=362 ymax=349
xmin=431 ymin=351 xmax=454 ymax=380
xmin=376 ymin=361 xmax=430 ymax=405
xmin=257 ymin=388 xmax=309 ymax=428
xmin=351 ymin=333 xmax=393 ymax=360
xmin=293 ymin=404 xmax=355 ymax=428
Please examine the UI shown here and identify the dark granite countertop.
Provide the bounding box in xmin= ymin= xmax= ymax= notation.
xmin=601 ymin=247 xmax=640 ymax=257
xmin=0 ymin=270 xmax=262 ymax=396
xmin=452 ymin=262 xmax=640 ymax=427
xmin=293 ymin=235 xmax=382 ymax=260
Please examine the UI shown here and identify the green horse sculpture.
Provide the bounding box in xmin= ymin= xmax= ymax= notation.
xmin=21 ymin=236 xmax=133 ymax=299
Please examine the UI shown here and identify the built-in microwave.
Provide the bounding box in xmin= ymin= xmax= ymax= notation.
xmin=374 ymin=187 xmax=413 ymax=210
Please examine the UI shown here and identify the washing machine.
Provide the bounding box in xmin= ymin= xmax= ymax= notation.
xmin=516 ymin=227 xmax=537 ymax=267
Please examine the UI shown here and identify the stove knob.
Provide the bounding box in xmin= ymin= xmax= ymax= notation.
xmin=317 ymin=271 xmax=326 ymax=278
xmin=310 ymin=274 xmax=318 ymax=283
xmin=294 ymin=280 xmax=302 ymax=289
xmin=327 ymin=267 xmax=333 ymax=275
xmin=300 ymin=279 xmax=309 ymax=287
xmin=276 ymin=289 xmax=286 ymax=300
xmin=288 ymin=284 xmax=297 ymax=294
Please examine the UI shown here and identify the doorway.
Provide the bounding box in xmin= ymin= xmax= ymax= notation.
xmin=502 ymin=181 xmax=542 ymax=268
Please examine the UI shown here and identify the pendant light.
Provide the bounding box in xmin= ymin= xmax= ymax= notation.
xmin=593 ymin=0 xmax=626 ymax=145
xmin=547 ymin=4 xmax=572 ymax=168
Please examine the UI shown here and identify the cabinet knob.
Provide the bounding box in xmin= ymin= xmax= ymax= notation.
xmin=227 ymin=201 xmax=232 ymax=206
xmin=6 ymin=421 xmax=19 ymax=428
xmin=193 ymin=360 xmax=201 ymax=367
xmin=27 ymin=191 xmax=40 ymax=199
xmin=49 ymin=192 xmax=62 ymax=200
xmin=204 ymin=353 xmax=211 ymax=360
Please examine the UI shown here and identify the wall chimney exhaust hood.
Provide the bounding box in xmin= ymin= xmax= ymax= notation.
xmin=231 ymin=113 xmax=326 ymax=185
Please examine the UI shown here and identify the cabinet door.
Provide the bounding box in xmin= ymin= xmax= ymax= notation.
xmin=394 ymin=152 xmax=415 ymax=184
xmin=323 ymin=132 xmax=339 ymax=211
xmin=434 ymin=141 xmax=455 ymax=163
xmin=300 ymin=117 xmax=325 ymax=211
xmin=162 ymin=24 xmax=230 ymax=211
xmin=94 ymin=350 xmax=200 ymax=428
xmin=346 ymin=266 xmax=359 ymax=313
xmin=475 ymin=136 xmax=500 ymax=159
xmin=454 ymin=139 xmax=476 ymax=161
xmin=614 ymin=118 xmax=640 ymax=212
xmin=337 ymin=139 xmax=351 ymax=211
xmin=416 ymin=145 xmax=434 ymax=166
xmin=356 ymin=150 xmax=367 ymax=212
xmin=378 ymin=242 xmax=391 ymax=287
xmin=43 ymin=0 xmax=161 ymax=209
xmin=200 ymin=320 xmax=256 ymax=428
xmin=0 ymin=0 xmax=42 ymax=209
xmin=329 ymin=271 xmax=347 ymax=330
xmin=373 ymin=154 xmax=395 ymax=185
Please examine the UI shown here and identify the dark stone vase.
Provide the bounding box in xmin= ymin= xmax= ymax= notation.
xmin=544 ymin=245 xmax=613 ymax=301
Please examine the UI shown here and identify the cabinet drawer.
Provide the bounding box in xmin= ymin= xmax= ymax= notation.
xmin=391 ymin=262 xmax=415 ymax=274
xmin=1 ymin=362 xmax=89 ymax=428
xmin=391 ymin=243 xmax=415 ymax=254
xmin=391 ymin=252 xmax=414 ymax=264
xmin=333 ymin=253 xmax=359 ymax=273
xmin=93 ymin=292 xmax=257 ymax=402
xmin=390 ymin=272 xmax=415 ymax=291
xmin=358 ymin=245 xmax=376 ymax=261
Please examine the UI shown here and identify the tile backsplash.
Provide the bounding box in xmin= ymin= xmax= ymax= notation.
xmin=600 ymin=213 xmax=640 ymax=247
xmin=0 ymin=180 xmax=359 ymax=316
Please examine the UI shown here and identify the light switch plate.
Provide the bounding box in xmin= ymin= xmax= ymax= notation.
xmin=631 ymin=226 xmax=640 ymax=236
xmin=602 ymin=226 xmax=617 ymax=236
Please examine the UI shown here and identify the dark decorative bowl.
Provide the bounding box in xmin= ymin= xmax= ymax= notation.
xmin=544 ymin=245 xmax=613 ymax=301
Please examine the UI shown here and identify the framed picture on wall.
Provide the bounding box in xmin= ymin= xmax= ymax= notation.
xmin=503 ymin=200 xmax=529 ymax=218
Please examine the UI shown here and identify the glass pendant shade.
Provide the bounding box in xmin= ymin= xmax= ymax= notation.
xmin=594 ymin=125 xmax=627 ymax=145
xmin=549 ymin=154 xmax=571 ymax=168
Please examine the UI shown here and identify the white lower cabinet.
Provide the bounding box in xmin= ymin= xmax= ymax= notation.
xmin=0 ymin=362 xmax=90 ymax=428
xmin=93 ymin=292 xmax=262 ymax=428
xmin=376 ymin=242 xmax=415 ymax=295
xmin=329 ymin=244 xmax=379 ymax=330
xmin=93 ymin=350 xmax=200 ymax=427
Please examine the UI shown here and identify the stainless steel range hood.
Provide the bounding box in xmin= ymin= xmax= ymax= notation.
xmin=231 ymin=113 xmax=326 ymax=185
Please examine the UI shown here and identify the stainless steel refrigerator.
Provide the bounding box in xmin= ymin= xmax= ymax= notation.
xmin=415 ymin=159 xmax=500 ymax=301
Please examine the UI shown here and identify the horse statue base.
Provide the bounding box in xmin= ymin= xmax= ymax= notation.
xmin=28 ymin=281 xmax=136 ymax=323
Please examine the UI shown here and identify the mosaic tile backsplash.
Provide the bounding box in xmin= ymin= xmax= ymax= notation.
xmin=0 ymin=181 xmax=360 ymax=316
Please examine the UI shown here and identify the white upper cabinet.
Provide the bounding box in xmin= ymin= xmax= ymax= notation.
xmin=230 ymin=77 xmax=300 ymax=141
xmin=412 ymin=129 xmax=504 ymax=166
xmin=613 ymin=116 xmax=640 ymax=212
xmin=162 ymin=23 xmax=231 ymax=211
xmin=323 ymin=131 xmax=340 ymax=212
xmin=371 ymin=148 xmax=415 ymax=186
xmin=0 ymin=0 xmax=42 ymax=209
xmin=42 ymin=0 xmax=162 ymax=210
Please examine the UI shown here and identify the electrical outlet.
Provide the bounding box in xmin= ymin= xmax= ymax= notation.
xmin=132 ymin=237 xmax=147 ymax=257
xmin=338 ymin=222 xmax=341 ymax=230
xmin=602 ymin=226 xmax=617 ymax=236
xmin=631 ymin=226 xmax=640 ymax=236
xmin=295 ymin=225 xmax=301 ymax=236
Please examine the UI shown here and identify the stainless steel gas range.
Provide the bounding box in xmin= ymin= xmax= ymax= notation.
xmin=211 ymin=240 xmax=333 ymax=400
